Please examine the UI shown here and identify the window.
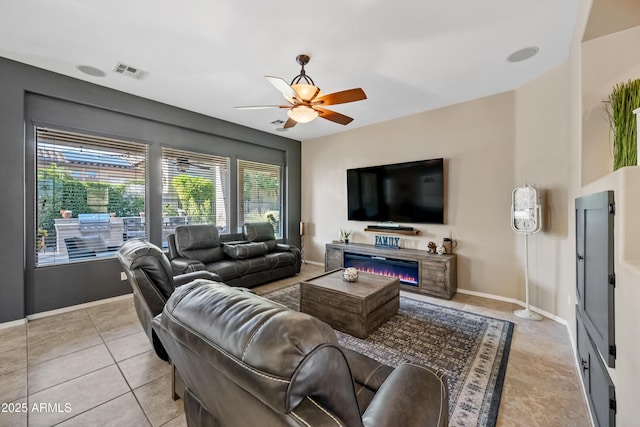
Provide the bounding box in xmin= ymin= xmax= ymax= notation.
xmin=238 ymin=160 xmax=283 ymax=238
xmin=161 ymin=148 xmax=230 ymax=247
xmin=35 ymin=127 xmax=147 ymax=266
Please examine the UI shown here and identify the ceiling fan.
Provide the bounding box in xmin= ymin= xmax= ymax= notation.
xmin=175 ymin=157 xmax=211 ymax=172
xmin=235 ymin=54 xmax=367 ymax=129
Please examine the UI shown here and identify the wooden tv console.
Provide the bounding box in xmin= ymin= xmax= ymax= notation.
xmin=325 ymin=243 xmax=457 ymax=299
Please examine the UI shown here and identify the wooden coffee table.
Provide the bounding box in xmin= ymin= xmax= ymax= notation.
xmin=300 ymin=269 xmax=399 ymax=339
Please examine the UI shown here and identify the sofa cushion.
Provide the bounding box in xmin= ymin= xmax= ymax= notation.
xmin=223 ymin=242 xmax=268 ymax=260
xmin=204 ymin=259 xmax=245 ymax=281
xmin=175 ymin=224 xmax=224 ymax=264
xmin=243 ymin=222 xmax=277 ymax=251
xmin=204 ymin=257 xmax=272 ymax=281
xmin=264 ymin=251 xmax=296 ymax=269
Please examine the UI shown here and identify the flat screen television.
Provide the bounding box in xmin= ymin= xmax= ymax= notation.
xmin=347 ymin=158 xmax=444 ymax=224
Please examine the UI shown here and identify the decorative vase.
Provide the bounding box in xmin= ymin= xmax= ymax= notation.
xmin=443 ymin=238 xmax=458 ymax=254
xmin=344 ymin=238 xmax=349 ymax=244
xmin=343 ymin=267 xmax=358 ymax=282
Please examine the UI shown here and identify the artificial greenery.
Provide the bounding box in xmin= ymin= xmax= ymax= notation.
xmin=607 ymin=78 xmax=640 ymax=170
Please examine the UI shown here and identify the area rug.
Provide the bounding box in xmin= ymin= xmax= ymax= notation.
xmin=264 ymin=284 xmax=514 ymax=427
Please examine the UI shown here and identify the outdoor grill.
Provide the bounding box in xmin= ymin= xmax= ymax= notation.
xmin=78 ymin=213 xmax=112 ymax=233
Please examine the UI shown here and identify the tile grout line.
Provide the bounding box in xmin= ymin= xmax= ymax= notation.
xmin=23 ymin=304 xmax=157 ymax=427
xmin=48 ymin=391 xmax=132 ymax=427
xmin=85 ymin=306 xmax=156 ymax=427
xmin=25 ymin=308 xmax=121 ymax=426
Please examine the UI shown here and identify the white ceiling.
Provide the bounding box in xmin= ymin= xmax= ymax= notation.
xmin=0 ymin=0 xmax=581 ymax=141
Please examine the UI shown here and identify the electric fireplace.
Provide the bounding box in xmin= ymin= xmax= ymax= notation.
xmin=344 ymin=252 xmax=419 ymax=286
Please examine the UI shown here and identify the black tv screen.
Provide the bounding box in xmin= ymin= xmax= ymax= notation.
xmin=347 ymin=158 xmax=444 ymax=224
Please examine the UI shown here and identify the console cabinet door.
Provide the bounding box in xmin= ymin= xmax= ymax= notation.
xmin=576 ymin=306 xmax=616 ymax=427
xmin=575 ymin=191 xmax=615 ymax=367
xmin=325 ymin=246 xmax=343 ymax=271
xmin=420 ymin=258 xmax=456 ymax=299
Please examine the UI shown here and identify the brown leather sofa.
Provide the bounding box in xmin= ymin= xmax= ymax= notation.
xmin=167 ymin=222 xmax=302 ymax=288
xmin=153 ymin=280 xmax=449 ymax=427
xmin=116 ymin=238 xmax=221 ymax=361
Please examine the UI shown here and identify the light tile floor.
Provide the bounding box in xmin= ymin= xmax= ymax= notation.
xmin=0 ymin=263 xmax=590 ymax=426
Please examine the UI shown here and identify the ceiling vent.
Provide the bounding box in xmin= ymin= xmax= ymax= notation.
xmin=113 ymin=62 xmax=147 ymax=80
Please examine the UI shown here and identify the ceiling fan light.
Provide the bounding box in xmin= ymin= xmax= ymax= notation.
xmin=287 ymin=106 xmax=318 ymax=123
xmin=291 ymin=84 xmax=322 ymax=102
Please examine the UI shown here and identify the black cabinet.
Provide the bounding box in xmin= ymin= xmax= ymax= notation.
xmin=576 ymin=306 xmax=616 ymax=427
xmin=575 ymin=190 xmax=616 ymax=427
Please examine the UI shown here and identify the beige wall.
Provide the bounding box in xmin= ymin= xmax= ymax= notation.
xmin=302 ymin=79 xmax=576 ymax=312
xmin=302 ymin=69 xmax=578 ymax=313
xmin=513 ymin=62 xmax=574 ymax=316
xmin=302 ymin=92 xmax=525 ymax=298
xmin=301 ymin=0 xmax=640 ymax=424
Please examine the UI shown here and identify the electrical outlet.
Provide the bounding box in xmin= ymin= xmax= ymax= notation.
xmin=120 ymin=272 xmax=127 ymax=281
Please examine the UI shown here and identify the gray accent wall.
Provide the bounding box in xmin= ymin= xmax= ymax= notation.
xmin=0 ymin=57 xmax=301 ymax=323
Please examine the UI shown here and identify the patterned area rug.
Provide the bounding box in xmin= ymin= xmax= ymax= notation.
xmin=264 ymin=284 xmax=513 ymax=427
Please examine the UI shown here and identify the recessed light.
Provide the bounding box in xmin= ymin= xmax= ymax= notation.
xmin=76 ymin=65 xmax=106 ymax=77
xmin=507 ymin=46 xmax=539 ymax=63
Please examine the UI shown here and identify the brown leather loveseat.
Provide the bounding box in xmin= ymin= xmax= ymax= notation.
xmin=153 ymin=280 xmax=449 ymax=426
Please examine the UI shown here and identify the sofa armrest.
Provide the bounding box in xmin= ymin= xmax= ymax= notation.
xmin=173 ymin=271 xmax=222 ymax=287
xmin=171 ymin=257 xmax=205 ymax=275
xmin=275 ymin=243 xmax=291 ymax=251
xmin=362 ymin=364 xmax=448 ymax=427
xmin=341 ymin=347 xmax=393 ymax=392
xmin=275 ymin=244 xmax=302 ymax=274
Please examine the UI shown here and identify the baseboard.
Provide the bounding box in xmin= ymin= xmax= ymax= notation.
xmin=1 ymin=294 xmax=132 ymax=328
xmin=0 ymin=318 xmax=27 ymax=330
xmin=26 ymin=293 xmax=133 ymax=321
xmin=307 ymin=263 xmax=569 ymax=325
xmin=456 ymin=288 xmax=568 ymax=325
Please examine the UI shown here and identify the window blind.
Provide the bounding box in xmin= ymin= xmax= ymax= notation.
xmin=238 ymin=159 xmax=283 ymax=238
xmin=161 ymin=147 xmax=230 ymax=246
xmin=35 ymin=127 xmax=147 ymax=266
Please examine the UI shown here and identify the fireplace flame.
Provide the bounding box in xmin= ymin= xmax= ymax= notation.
xmin=345 ymin=265 xmax=418 ymax=285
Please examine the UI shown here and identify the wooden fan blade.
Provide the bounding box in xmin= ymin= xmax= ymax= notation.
xmin=235 ymin=105 xmax=290 ymax=110
xmin=315 ymin=107 xmax=354 ymax=125
xmin=266 ymin=76 xmax=297 ymax=100
xmin=283 ymin=118 xmax=298 ymax=129
xmin=314 ymin=88 xmax=367 ymax=106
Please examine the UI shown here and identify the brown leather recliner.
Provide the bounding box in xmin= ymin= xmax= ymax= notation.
xmin=116 ymin=238 xmax=221 ymax=361
xmin=153 ymin=280 xmax=449 ymax=427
